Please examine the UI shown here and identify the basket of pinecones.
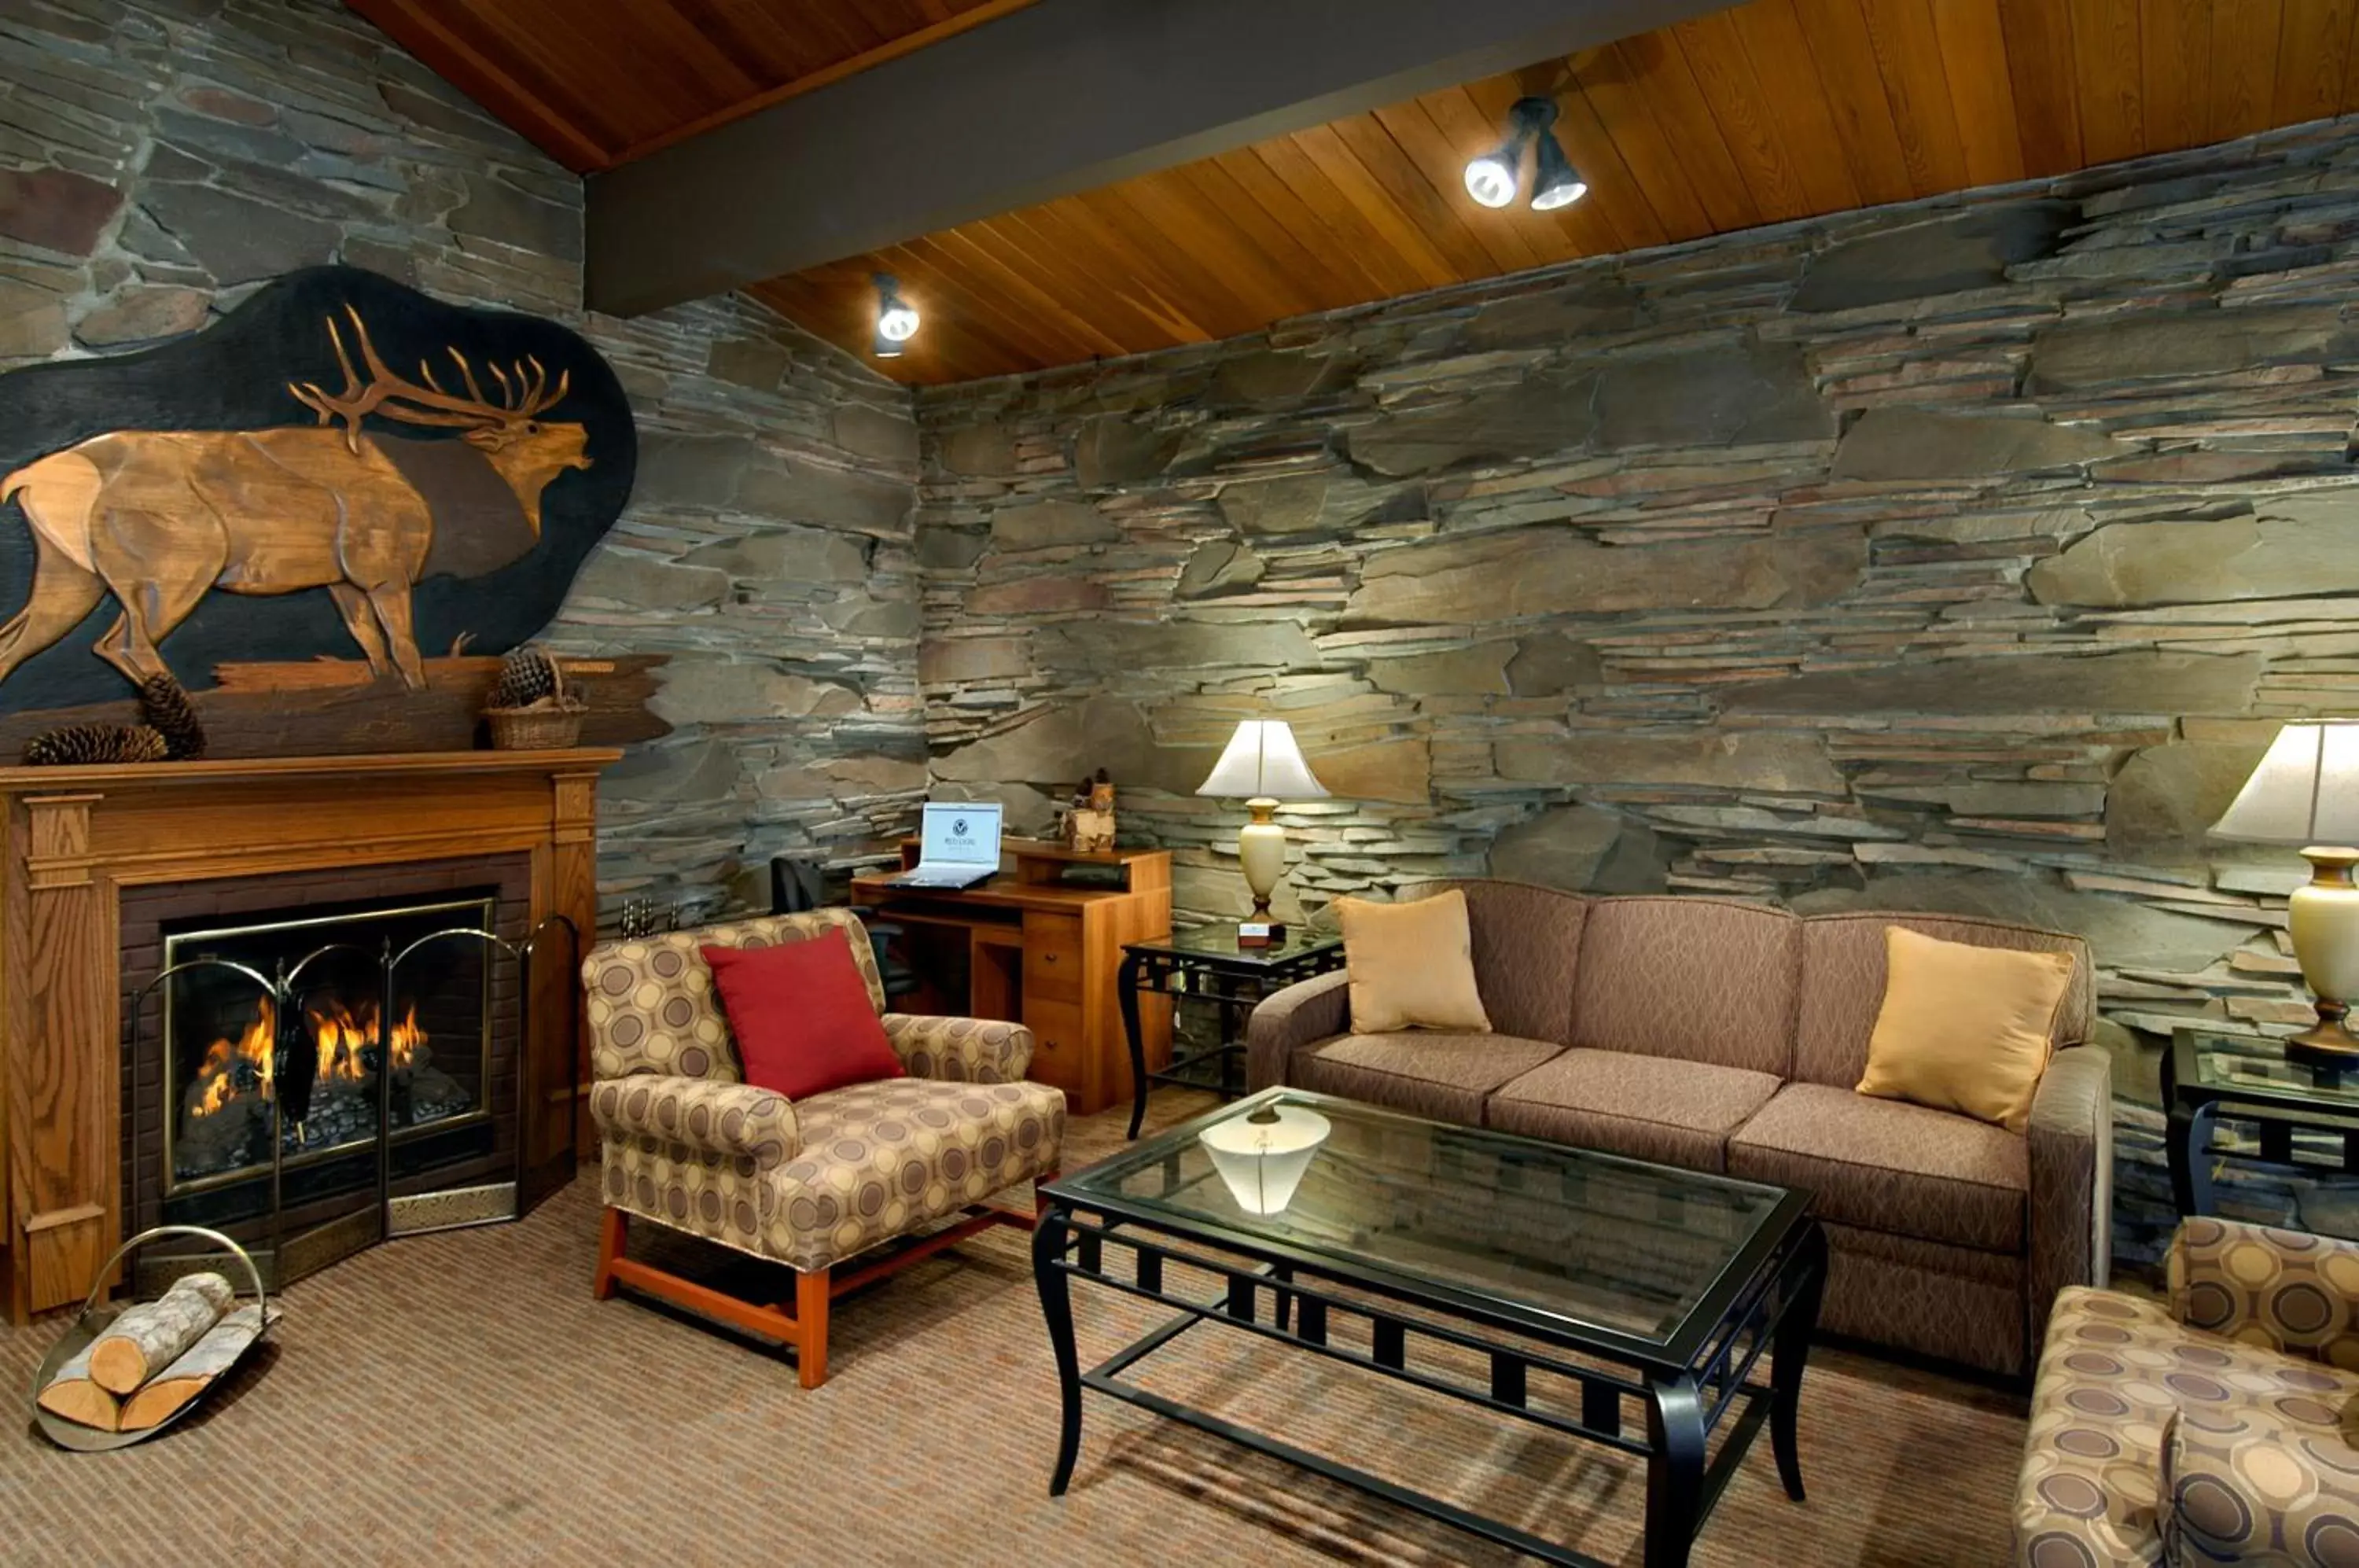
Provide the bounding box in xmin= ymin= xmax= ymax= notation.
xmin=482 ymin=646 xmax=587 ymax=750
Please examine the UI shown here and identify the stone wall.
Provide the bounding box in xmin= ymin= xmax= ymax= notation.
xmin=0 ymin=0 xmax=924 ymax=922
xmin=911 ymin=117 xmax=2359 ymax=1264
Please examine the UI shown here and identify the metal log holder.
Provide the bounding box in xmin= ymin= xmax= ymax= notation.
xmin=32 ymin=1224 xmax=274 ymax=1452
xmin=124 ymin=915 xmax=580 ymax=1294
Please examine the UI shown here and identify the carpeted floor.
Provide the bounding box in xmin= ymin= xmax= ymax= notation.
xmin=0 ymin=1091 xmax=2030 ymax=1566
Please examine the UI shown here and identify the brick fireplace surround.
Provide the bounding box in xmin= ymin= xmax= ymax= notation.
xmin=0 ymin=749 xmax=616 ymax=1322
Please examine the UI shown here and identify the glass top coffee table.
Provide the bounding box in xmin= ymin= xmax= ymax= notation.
xmin=1032 ymin=1088 xmax=1824 ymax=1568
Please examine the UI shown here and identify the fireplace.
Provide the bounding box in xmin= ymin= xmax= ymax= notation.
xmin=160 ymin=893 xmax=499 ymax=1195
xmin=0 ymin=749 xmax=613 ymax=1322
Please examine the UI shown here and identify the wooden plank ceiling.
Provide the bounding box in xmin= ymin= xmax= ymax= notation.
xmin=344 ymin=0 xmax=1027 ymax=171
xmin=352 ymin=0 xmax=2359 ymax=386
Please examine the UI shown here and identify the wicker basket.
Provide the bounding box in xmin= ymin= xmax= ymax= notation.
xmin=483 ymin=657 xmax=587 ymax=750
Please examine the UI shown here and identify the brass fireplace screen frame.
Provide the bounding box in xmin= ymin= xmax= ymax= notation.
xmin=160 ymin=895 xmax=498 ymax=1198
xmin=128 ymin=915 xmax=581 ymax=1284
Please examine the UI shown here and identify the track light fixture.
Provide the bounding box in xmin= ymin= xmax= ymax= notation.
xmin=1463 ymin=96 xmax=1587 ymax=213
xmin=871 ymin=272 xmax=918 ymax=358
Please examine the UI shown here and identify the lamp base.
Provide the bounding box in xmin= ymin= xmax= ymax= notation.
xmin=2289 ymin=1014 xmax=2359 ymax=1058
xmin=2290 ymin=848 xmax=2359 ymax=1058
xmin=1237 ymin=798 xmax=1286 ymax=922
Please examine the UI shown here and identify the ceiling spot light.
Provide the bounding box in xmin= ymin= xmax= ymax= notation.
xmin=1529 ymin=122 xmax=1588 ymax=212
xmin=872 ymin=272 xmax=918 ymax=358
xmin=1463 ymin=96 xmax=1587 ymax=213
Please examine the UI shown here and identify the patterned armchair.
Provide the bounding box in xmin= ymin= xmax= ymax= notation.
xmin=2016 ymin=1217 xmax=2359 ymax=1566
xmin=583 ymin=908 xmax=1065 ymax=1388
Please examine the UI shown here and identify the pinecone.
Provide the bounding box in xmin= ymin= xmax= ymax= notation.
xmin=491 ymin=646 xmax=558 ymax=709
xmin=24 ymin=723 xmax=170 ymax=766
xmin=136 ymin=673 xmax=207 ymax=760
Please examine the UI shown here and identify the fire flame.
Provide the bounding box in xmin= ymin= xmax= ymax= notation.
xmin=187 ymin=996 xmax=425 ymax=1117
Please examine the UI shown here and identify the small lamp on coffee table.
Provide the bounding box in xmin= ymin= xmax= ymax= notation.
xmin=2212 ymin=721 xmax=2359 ymax=1055
xmin=1197 ymin=720 xmax=1327 ymax=947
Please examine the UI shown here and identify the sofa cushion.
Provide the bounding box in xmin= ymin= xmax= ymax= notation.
xmin=1857 ymin=926 xmax=2077 ymax=1133
xmin=1485 ymin=1050 xmax=1780 ymax=1172
xmin=1728 ymin=1082 xmax=2028 ymax=1253
xmin=1570 ymin=896 xmax=1799 ymax=1076
xmin=1796 ymin=911 xmax=2092 ymax=1091
xmin=1398 ymin=879 xmax=1588 ymax=1044
xmin=1293 ymin=1032 xmax=1564 ymax=1127
xmin=1336 ymin=889 xmax=1492 ymax=1034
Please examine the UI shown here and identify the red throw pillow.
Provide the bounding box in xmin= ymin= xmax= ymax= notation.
xmin=700 ymin=929 xmax=903 ymax=1101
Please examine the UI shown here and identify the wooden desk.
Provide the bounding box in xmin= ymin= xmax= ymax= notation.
xmin=852 ymin=840 xmax=1172 ymax=1117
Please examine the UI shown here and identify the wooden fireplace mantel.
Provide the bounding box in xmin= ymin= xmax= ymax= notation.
xmin=0 ymin=746 xmax=620 ymax=1321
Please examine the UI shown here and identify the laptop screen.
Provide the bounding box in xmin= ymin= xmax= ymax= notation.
xmin=919 ymin=801 xmax=1003 ymax=868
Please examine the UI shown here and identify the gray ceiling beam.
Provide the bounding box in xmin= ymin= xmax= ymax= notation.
xmin=585 ymin=0 xmax=1728 ymax=317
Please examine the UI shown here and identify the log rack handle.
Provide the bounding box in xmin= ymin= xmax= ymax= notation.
xmin=72 ymin=1224 xmax=268 ymax=1338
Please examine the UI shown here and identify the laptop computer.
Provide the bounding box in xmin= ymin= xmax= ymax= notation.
xmin=886 ymin=801 xmax=1004 ymax=890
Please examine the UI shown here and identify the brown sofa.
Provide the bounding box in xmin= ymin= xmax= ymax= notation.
xmin=1246 ymin=879 xmax=2113 ymax=1378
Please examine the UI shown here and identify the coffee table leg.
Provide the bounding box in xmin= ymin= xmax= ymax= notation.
xmin=1121 ymin=951 xmax=1148 ymax=1140
xmin=1644 ymin=1377 xmax=1706 ymax=1568
xmin=1772 ymin=1222 xmax=1827 ymax=1504
xmin=1032 ymin=1202 xmax=1084 ymax=1495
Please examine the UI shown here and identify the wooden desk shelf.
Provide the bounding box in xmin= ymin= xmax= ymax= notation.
xmin=852 ymin=840 xmax=1171 ymax=1116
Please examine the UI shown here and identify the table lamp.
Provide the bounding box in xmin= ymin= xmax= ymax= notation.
xmin=1197 ymin=719 xmax=1327 ymax=944
xmin=2211 ymin=721 xmax=2359 ymax=1055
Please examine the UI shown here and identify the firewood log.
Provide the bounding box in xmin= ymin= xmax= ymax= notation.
xmin=117 ymin=1305 xmax=267 ymax=1432
xmin=88 ymin=1272 xmax=234 ymax=1395
xmin=36 ymin=1341 xmax=120 ymax=1432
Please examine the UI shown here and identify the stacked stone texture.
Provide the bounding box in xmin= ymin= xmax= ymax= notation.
xmin=911 ymin=118 xmax=2359 ymax=1264
xmin=0 ymin=0 xmax=925 ymax=926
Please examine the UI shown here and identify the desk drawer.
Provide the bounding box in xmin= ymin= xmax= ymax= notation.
xmin=1021 ymin=999 xmax=1086 ymax=1088
xmin=1021 ymin=913 xmax=1083 ymax=1003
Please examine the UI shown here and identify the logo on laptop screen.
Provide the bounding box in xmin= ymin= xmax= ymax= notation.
xmin=953 ymin=817 xmax=969 ymax=836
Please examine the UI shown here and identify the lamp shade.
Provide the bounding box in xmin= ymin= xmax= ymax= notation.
xmin=1197 ymin=720 xmax=1327 ymax=801
xmin=2210 ymin=722 xmax=2359 ymax=845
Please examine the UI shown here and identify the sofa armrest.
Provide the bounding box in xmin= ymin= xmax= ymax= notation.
xmin=2170 ymin=1216 xmax=2359 ymax=1364
xmin=2028 ymin=1045 xmax=2113 ymax=1347
xmin=1247 ymin=970 xmax=1350 ymax=1091
xmin=2165 ymin=1399 xmax=2359 ymax=1565
xmin=881 ymin=1014 xmax=1034 ymax=1084
xmin=589 ymin=1076 xmax=799 ymax=1171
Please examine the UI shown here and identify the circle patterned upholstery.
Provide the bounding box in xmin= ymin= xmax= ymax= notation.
xmin=2017 ymin=1220 xmax=2359 ymax=1568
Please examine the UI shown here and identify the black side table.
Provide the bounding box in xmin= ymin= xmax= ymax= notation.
xmin=1118 ymin=925 xmax=1344 ymax=1139
xmin=2166 ymin=1027 xmax=2359 ymax=1215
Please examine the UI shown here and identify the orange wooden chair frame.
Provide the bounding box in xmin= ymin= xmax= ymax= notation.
xmin=591 ymin=1179 xmax=1052 ymax=1389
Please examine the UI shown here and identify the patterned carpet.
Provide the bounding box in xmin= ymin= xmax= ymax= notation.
xmin=0 ymin=1091 xmax=2030 ymax=1566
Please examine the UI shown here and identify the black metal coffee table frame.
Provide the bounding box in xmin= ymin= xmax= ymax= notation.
xmin=1032 ymin=1096 xmax=1826 ymax=1568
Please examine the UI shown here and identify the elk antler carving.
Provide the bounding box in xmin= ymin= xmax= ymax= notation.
xmin=286 ymin=306 xmax=572 ymax=454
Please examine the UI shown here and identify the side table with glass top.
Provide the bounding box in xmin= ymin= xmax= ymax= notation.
xmin=2166 ymin=1026 xmax=2359 ymax=1215
xmin=1117 ymin=924 xmax=1345 ymax=1139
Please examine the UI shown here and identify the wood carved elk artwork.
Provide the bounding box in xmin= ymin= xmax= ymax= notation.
xmin=0 ymin=264 xmax=635 ymax=722
xmin=0 ymin=309 xmax=589 ymax=692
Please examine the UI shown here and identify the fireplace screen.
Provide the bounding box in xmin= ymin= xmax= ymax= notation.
xmin=161 ymin=896 xmax=495 ymax=1194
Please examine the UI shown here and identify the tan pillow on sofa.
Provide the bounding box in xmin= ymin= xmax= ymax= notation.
xmin=1336 ymin=889 xmax=1492 ymax=1035
xmin=1857 ymin=926 xmax=2076 ymax=1133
